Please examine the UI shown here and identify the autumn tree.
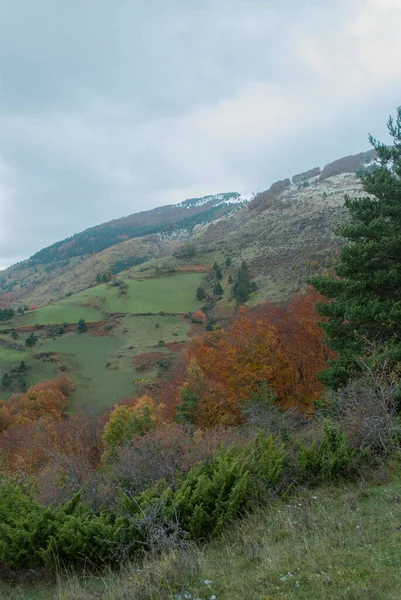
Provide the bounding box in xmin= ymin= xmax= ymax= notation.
xmin=102 ymin=395 xmax=165 ymax=449
xmin=178 ymin=290 xmax=331 ymax=426
xmin=175 ymin=358 xmax=205 ymax=424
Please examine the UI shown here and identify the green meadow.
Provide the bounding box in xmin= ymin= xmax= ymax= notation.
xmin=0 ymin=345 xmax=58 ymax=400
xmin=70 ymin=272 xmax=204 ymax=314
xmin=13 ymin=302 xmax=104 ymax=326
xmin=35 ymin=314 xmax=191 ymax=412
xmin=1 ymin=271 xmax=202 ymax=410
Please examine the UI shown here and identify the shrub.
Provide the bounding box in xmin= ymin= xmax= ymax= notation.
xmin=77 ymin=319 xmax=88 ymax=333
xmin=25 ymin=333 xmax=38 ymax=348
xmin=327 ymin=375 xmax=401 ymax=455
xmin=298 ymin=420 xmax=357 ymax=481
xmin=158 ymin=432 xmax=287 ymax=539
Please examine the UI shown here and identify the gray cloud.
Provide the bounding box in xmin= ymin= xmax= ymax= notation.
xmin=0 ymin=0 xmax=401 ymax=268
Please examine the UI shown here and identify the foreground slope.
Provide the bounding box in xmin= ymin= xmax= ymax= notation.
xmin=3 ymin=466 xmax=400 ymax=599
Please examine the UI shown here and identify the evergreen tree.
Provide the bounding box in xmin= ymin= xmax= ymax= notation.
xmin=77 ymin=319 xmax=88 ymax=333
xmin=311 ymin=107 xmax=401 ymax=388
xmin=213 ymin=282 xmax=223 ymax=296
xmin=213 ymin=262 xmax=223 ymax=281
xmin=25 ymin=333 xmax=38 ymax=348
xmin=196 ymin=286 xmax=206 ymax=301
xmin=233 ymin=261 xmax=255 ymax=303
xmin=1 ymin=372 xmax=11 ymax=388
xmin=225 ymin=256 xmax=232 ymax=266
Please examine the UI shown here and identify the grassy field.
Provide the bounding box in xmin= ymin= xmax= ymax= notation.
xmin=0 ymin=271 xmax=199 ymax=409
xmin=2 ymin=465 xmax=401 ymax=599
xmin=69 ymin=272 xmax=204 ymax=314
xmin=13 ymin=302 xmax=104 ymax=326
xmin=0 ymin=345 xmax=58 ymax=400
xmin=36 ymin=314 xmax=191 ymax=412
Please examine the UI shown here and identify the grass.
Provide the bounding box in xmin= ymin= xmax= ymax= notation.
xmin=9 ymin=272 xmax=203 ymax=328
xmin=0 ymin=345 xmax=57 ymax=400
xmin=0 ymin=271 xmax=202 ymax=409
xmin=13 ymin=302 xmax=104 ymax=326
xmin=2 ymin=464 xmax=401 ymax=599
xmin=69 ymin=272 xmax=204 ymax=314
xmin=36 ymin=315 xmax=191 ymax=412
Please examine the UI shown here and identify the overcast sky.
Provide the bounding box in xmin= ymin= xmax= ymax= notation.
xmin=0 ymin=0 xmax=400 ymax=270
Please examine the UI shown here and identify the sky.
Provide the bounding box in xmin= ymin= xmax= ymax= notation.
xmin=0 ymin=0 xmax=401 ymax=270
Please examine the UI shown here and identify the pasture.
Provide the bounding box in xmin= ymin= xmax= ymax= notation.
xmin=13 ymin=301 xmax=104 ymax=326
xmin=70 ymin=272 xmax=204 ymax=314
xmin=37 ymin=314 xmax=191 ymax=412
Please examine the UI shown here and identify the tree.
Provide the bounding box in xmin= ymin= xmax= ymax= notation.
xmin=19 ymin=361 xmax=27 ymax=372
xmin=225 ymin=256 xmax=232 ymax=267
xmin=311 ymin=107 xmax=401 ymax=388
xmin=213 ymin=282 xmax=223 ymax=296
xmin=233 ymin=261 xmax=256 ymax=303
xmin=178 ymin=290 xmax=330 ymax=426
xmin=0 ymin=308 xmax=15 ymax=322
xmin=213 ymin=262 xmax=223 ymax=281
xmin=228 ymin=275 xmax=233 ymax=284
xmin=175 ymin=358 xmax=205 ymax=424
xmin=1 ymin=372 xmax=12 ymax=388
xmin=77 ymin=319 xmax=88 ymax=333
xmin=177 ymin=242 xmax=196 ymax=258
xmin=103 ymin=395 xmax=164 ymax=449
xmin=196 ymin=286 xmax=206 ymax=301
xmin=25 ymin=333 xmax=38 ymax=348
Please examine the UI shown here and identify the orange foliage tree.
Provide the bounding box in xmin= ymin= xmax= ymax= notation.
xmin=0 ymin=376 xmax=72 ymax=431
xmin=177 ymin=289 xmax=332 ymax=426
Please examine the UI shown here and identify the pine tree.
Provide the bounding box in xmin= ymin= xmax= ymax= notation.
xmin=77 ymin=319 xmax=88 ymax=333
xmin=311 ymin=107 xmax=401 ymax=388
xmin=213 ymin=282 xmax=223 ymax=296
xmin=233 ymin=261 xmax=256 ymax=303
xmin=196 ymin=286 xmax=206 ymax=301
xmin=25 ymin=333 xmax=38 ymax=348
xmin=213 ymin=262 xmax=223 ymax=281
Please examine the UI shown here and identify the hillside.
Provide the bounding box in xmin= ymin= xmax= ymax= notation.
xmin=0 ymin=150 xmax=375 ymax=413
xmin=0 ymin=192 xmax=245 ymax=305
xmin=0 ymin=150 xmax=375 ymax=310
xmin=6 ymin=469 xmax=400 ymax=599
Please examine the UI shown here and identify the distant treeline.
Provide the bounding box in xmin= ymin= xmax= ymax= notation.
xmin=31 ymin=204 xmax=240 ymax=265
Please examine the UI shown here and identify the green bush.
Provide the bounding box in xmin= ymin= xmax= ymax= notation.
xmin=155 ymin=433 xmax=286 ymax=539
xmin=0 ymin=424 xmax=374 ymax=573
xmin=298 ymin=420 xmax=357 ymax=480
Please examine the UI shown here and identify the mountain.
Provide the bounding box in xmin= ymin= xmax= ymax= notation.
xmin=0 ymin=149 xmax=376 ymax=411
xmin=0 ymin=192 xmax=246 ymax=305
xmin=0 ymin=149 xmax=375 ymax=309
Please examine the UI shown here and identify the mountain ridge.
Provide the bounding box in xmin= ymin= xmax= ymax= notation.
xmin=0 ymin=149 xmax=376 ymax=309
